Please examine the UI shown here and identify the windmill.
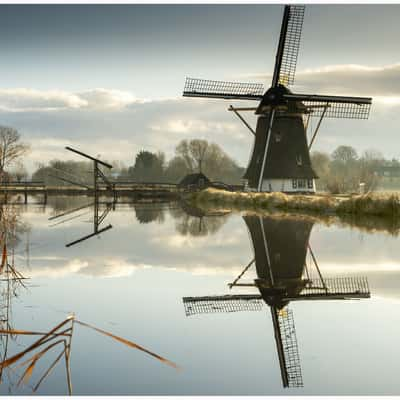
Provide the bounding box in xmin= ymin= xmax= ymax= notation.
xmin=183 ymin=5 xmax=372 ymax=193
xmin=183 ymin=215 xmax=370 ymax=388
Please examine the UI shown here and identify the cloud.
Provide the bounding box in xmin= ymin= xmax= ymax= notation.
xmin=0 ymin=88 xmax=87 ymax=112
xmin=78 ymin=88 xmax=141 ymax=109
xmin=78 ymin=258 xmax=151 ymax=278
xmin=0 ymin=87 xmax=144 ymax=112
xmin=26 ymin=258 xmax=88 ymax=278
xmin=150 ymin=119 xmax=240 ymax=137
xmin=245 ymin=63 xmax=400 ymax=100
xmin=24 ymin=256 xmax=153 ymax=279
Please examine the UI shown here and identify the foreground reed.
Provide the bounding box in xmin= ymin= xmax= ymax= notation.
xmin=0 ymin=315 xmax=179 ymax=394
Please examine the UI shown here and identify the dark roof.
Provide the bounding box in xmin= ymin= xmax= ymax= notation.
xmin=178 ymin=172 xmax=210 ymax=187
xmin=243 ymin=114 xmax=318 ymax=187
xmin=243 ymin=215 xmax=314 ymax=308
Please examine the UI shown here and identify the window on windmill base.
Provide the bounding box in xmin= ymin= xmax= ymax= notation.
xmin=298 ymin=179 xmax=306 ymax=189
xmin=307 ymin=179 xmax=314 ymax=189
xmin=292 ymin=179 xmax=297 ymax=189
xmin=296 ymin=155 xmax=303 ymax=166
xmin=274 ymin=132 xmax=282 ymax=142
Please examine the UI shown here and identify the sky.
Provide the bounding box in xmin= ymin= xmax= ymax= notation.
xmin=1 ymin=4 xmax=400 ymax=172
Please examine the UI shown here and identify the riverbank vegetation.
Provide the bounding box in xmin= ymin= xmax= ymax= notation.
xmin=187 ymin=188 xmax=400 ymax=236
xmin=188 ymin=188 xmax=400 ymax=218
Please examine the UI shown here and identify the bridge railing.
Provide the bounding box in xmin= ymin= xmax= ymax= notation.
xmin=0 ymin=181 xmax=45 ymax=187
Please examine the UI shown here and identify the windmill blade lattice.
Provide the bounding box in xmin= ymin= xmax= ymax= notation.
xmin=300 ymin=276 xmax=370 ymax=298
xmin=183 ymin=78 xmax=264 ymax=100
xmin=278 ymin=5 xmax=305 ymax=86
xmin=183 ymin=295 xmax=264 ymax=316
xmin=304 ymin=101 xmax=371 ymax=119
xmin=277 ymin=308 xmax=303 ymax=387
xmin=283 ymin=93 xmax=372 ymax=119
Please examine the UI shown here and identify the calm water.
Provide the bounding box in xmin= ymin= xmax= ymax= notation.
xmin=1 ymin=196 xmax=400 ymax=395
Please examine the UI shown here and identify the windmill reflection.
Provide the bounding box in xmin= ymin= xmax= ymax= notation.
xmin=183 ymin=214 xmax=370 ymax=388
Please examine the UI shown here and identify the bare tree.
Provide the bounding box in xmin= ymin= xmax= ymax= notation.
xmin=174 ymin=139 xmax=243 ymax=183
xmin=0 ymin=127 xmax=30 ymax=178
xmin=189 ymin=139 xmax=209 ymax=173
xmin=175 ymin=139 xmax=210 ymax=173
xmin=175 ymin=140 xmax=195 ymax=172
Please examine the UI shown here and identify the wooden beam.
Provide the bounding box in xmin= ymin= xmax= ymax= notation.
xmin=228 ymin=105 xmax=256 ymax=136
xmin=308 ymin=105 xmax=328 ymax=150
xmin=228 ymin=258 xmax=255 ymax=288
xmin=66 ymin=146 xmax=112 ymax=169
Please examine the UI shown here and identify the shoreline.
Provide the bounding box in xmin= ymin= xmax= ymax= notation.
xmin=184 ymin=188 xmax=400 ymax=235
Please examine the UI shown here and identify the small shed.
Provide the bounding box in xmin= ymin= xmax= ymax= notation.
xmin=178 ymin=172 xmax=210 ymax=189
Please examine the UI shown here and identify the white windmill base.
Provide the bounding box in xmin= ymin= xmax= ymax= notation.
xmin=244 ymin=178 xmax=316 ymax=193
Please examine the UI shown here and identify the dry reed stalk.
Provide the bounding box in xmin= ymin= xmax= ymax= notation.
xmin=0 ymin=315 xmax=179 ymax=395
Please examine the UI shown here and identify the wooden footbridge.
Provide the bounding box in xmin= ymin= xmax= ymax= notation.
xmin=0 ymin=146 xmax=184 ymax=204
xmin=0 ymin=180 xmax=180 ymax=204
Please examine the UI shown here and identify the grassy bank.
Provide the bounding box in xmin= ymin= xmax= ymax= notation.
xmin=186 ymin=188 xmax=400 ymax=218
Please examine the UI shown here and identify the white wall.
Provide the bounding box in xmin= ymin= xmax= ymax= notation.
xmin=245 ymin=179 xmax=316 ymax=193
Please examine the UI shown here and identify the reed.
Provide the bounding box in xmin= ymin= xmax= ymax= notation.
xmin=0 ymin=315 xmax=179 ymax=394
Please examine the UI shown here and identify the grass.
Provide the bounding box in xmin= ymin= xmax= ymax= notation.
xmin=185 ymin=188 xmax=400 ymax=235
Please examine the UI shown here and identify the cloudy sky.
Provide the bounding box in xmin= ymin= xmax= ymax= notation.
xmin=2 ymin=4 xmax=400 ymax=172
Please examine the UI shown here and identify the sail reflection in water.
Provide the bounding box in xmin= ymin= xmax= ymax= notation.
xmin=183 ymin=214 xmax=371 ymax=388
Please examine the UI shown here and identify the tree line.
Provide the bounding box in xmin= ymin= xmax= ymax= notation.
xmin=32 ymin=139 xmax=245 ymax=185
xmin=311 ymin=146 xmax=387 ymax=193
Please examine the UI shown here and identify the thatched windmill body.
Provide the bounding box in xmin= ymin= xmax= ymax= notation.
xmin=183 ymin=215 xmax=370 ymax=388
xmin=183 ymin=5 xmax=372 ymax=193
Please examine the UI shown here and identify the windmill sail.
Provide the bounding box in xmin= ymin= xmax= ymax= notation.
xmin=283 ymin=93 xmax=372 ymax=119
xmin=272 ymin=307 xmax=303 ymax=387
xmin=182 ymin=275 xmax=371 ymax=317
xmin=183 ymin=77 xmax=264 ymax=100
xmin=183 ymin=294 xmax=263 ymax=316
xmin=273 ymin=5 xmax=306 ymax=87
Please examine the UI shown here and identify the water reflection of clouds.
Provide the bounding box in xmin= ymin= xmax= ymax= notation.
xmin=13 ymin=205 xmax=400 ymax=298
xmin=15 ymin=207 xmax=250 ymax=279
xmin=151 ymin=231 xmax=242 ymax=249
